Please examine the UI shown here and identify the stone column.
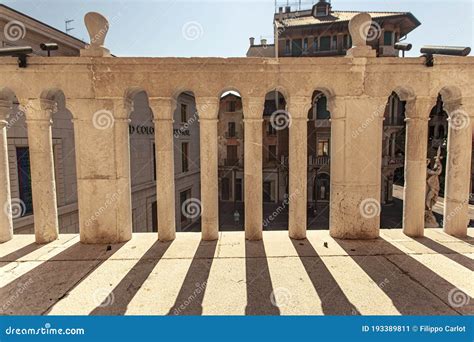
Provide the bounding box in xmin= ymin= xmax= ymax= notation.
xmin=288 ymin=96 xmax=310 ymax=240
xmin=402 ymin=98 xmax=431 ymax=237
xmin=443 ymin=102 xmax=472 ymax=237
xmin=25 ymin=99 xmax=59 ymax=243
xmin=196 ymin=97 xmax=219 ymax=241
xmin=68 ymin=98 xmax=132 ymax=244
xmin=242 ymin=97 xmax=264 ymax=240
xmin=0 ymin=100 xmax=13 ymax=243
xmin=330 ymin=96 xmax=386 ymax=239
xmin=149 ymin=98 xmax=177 ymax=241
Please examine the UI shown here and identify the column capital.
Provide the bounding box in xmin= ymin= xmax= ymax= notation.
xmin=21 ymin=98 xmax=57 ymax=121
xmin=148 ymin=97 xmax=177 ymax=120
xmin=242 ymin=96 xmax=264 ymax=120
xmin=288 ymin=96 xmax=311 ymax=119
xmin=195 ymin=96 xmax=219 ymax=120
xmin=0 ymin=100 xmax=12 ymax=123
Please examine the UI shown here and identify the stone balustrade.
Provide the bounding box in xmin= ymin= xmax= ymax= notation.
xmin=0 ymin=42 xmax=472 ymax=245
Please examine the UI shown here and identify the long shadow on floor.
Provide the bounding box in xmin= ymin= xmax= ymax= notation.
xmin=415 ymin=237 xmax=474 ymax=272
xmin=167 ymin=240 xmax=218 ymax=315
xmin=0 ymin=242 xmax=124 ymax=315
xmin=245 ymin=240 xmax=280 ymax=315
xmin=91 ymin=240 xmax=172 ymax=315
xmin=336 ymin=238 xmax=472 ymax=315
xmin=291 ymin=239 xmax=359 ymax=315
xmin=0 ymin=242 xmax=44 ymax=264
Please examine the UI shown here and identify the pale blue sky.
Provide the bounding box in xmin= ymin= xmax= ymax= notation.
xmin=3 ymin=0 xmax=473 ymax=57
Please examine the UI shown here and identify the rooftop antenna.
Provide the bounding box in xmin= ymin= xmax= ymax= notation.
xmin=65 ymin=19 xmax=75 ymax=33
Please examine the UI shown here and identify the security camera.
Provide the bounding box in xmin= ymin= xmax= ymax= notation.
xmin=0 ymin=46 xmax=33 ymax=68
xmin=420 ymin=45 xmax=471 ymax=57
xmin=40 ymin=43 xmax=58 ymax=56
xmin=394 ymin=43 xmax=412 ymax=51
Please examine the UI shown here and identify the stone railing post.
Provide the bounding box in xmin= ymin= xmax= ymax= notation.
xmin=68 ymin=98 xmax=132 ymax=244
xmin=329 ymin=96 xmax=386 ymax=239
xmin=402 ymin=97 xmax=432 ymax=237
xmin=288 ymin=96 xmax=310 ymax=240
xmin=24 ymin=99 xmax=59 ymax=243
xmin=149 ymin=97 xmax=177 ymax=241
xmin=242 ymin=96 xmax=264 ymax=240
xmin=196 ymin=97 xmax=219 ymax=241
xmin=0 ymin=100 xmax=13 ymax=243
xmin=443 ymin=101 xmax=472 ymax=237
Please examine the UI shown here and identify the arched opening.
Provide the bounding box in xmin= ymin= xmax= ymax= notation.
xmin=262 ymin=90 xmax=289 ymax=230
xmin=380 ymin=91 xmax=406 ymax=228
xmin=218 ymin=90 xmax=244 ymax=230
xmin=173 ymin=91 xmax=201 ymax=232
xmin=127 ymin=90 xmax=157 ymax=233
xmin=307 ymin=90 xmax=331 ymax=229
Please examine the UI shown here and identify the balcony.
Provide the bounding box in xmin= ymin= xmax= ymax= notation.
xmin=0 ymin=228 xmax=472 ymax=315
xmin=309 ymin=155 xmax=330 ymax=167
xmin=224 ymin=132 xmax=241 ymax=139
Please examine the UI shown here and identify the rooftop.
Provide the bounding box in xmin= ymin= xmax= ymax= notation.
xmin=1 ymin=229 xmax=472 ymax=315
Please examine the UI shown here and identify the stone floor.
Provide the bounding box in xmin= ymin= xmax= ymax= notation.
xmin=0 ymin=229 xmax=472 ymax=316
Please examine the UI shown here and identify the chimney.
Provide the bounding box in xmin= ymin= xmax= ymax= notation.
xmin=278 ymin=6 xmax=283 ymax=13
xmin=285 ymin=6 xmax=291 ymax=13
xmin=261 ymin=38 xmax=267 ymax=46
xmin=249 ymin=37 xmax=255 ymax=46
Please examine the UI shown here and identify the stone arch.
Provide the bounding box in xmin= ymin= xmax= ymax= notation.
xmin=439 ymin=86 xmax=463 ymax=114
xmin=124 ymin=87 xmax=149 ymax=119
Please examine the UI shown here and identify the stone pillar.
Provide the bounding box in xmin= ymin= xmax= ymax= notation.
xmin=149 ymin=98 xmax=177 ymax=241
xmin=68 ymin=98 xmax=132 ymax=244
xmin=196 ymin=97 xmax=219 ymax=241
xmin=330 ymin=96 xmax=386 ymax=239
xmin=288 ymin=96 xmax=310 ymax=239
xmin=0 ymin=100 xmax=13 ymax=243
xmin=242 ymin=97 xmax=264 ymax=240
xmin=402 ymin=98 xmax=431 ymax=237
xmin=443 ymin=102 xmax=472 ymax=237
xmin=25 ymin=99 xmax=59 ymax=243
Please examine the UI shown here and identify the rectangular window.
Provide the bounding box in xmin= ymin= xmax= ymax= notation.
xmin=343 ymin=34 xmax=351 ymax=49
xmin=235 ymin=178 xmax=242 ymax=201
xmin=313 ymin=37 xmax=319 ymax=52
xmin=180 ymin=189 xmax=192 ymax=225
xmin=384 ymin=31 xmax=394 ymax=46
xmin=303 ymin=38 xmax=308 ymax=51
xmin=317 ymin=139 xmax=330 ymax=156
xmin=153 ymin=143 xmax=156 ymax=181
xmin=331 ymin=36 xmax=338 ymax=50
xmin=180 ymin=104 xmax=187 ymax=123
xmin=181 ymin=142 xmax=189 ymax=172
xmin=268 ymin=122 xmax=277 ymax=136
xmin=228 ymin=122 xmax=236 ymax=137
xmin=320 ymin=36 xmax=331 ymax=51
xmin=226 ymin=145 xmax=238 ymax=165
xmin=227 ymin=100 xmax=236 ymax=112
xmin=291 ymin=39 xmax=302 ymax=57
xmin=16 ymin=147 xmax=33 ymax=216
xmin=285 ymin=39 xmax=291 ymax=55
xmin=221 ymin=177 xmax=230 ymax=201
xmin=268 ymin=145 xmax=277 ymax=162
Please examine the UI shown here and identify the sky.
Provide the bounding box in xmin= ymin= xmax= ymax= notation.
xmin=2 ymin=0 xmax=473 ymax=57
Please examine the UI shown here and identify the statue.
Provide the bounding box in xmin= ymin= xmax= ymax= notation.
xmin=425 ymin=147 xmax=443 ymax=227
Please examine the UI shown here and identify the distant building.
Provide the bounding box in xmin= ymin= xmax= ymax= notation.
xmin=247 ymin=0 xmax=420 ymax=58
